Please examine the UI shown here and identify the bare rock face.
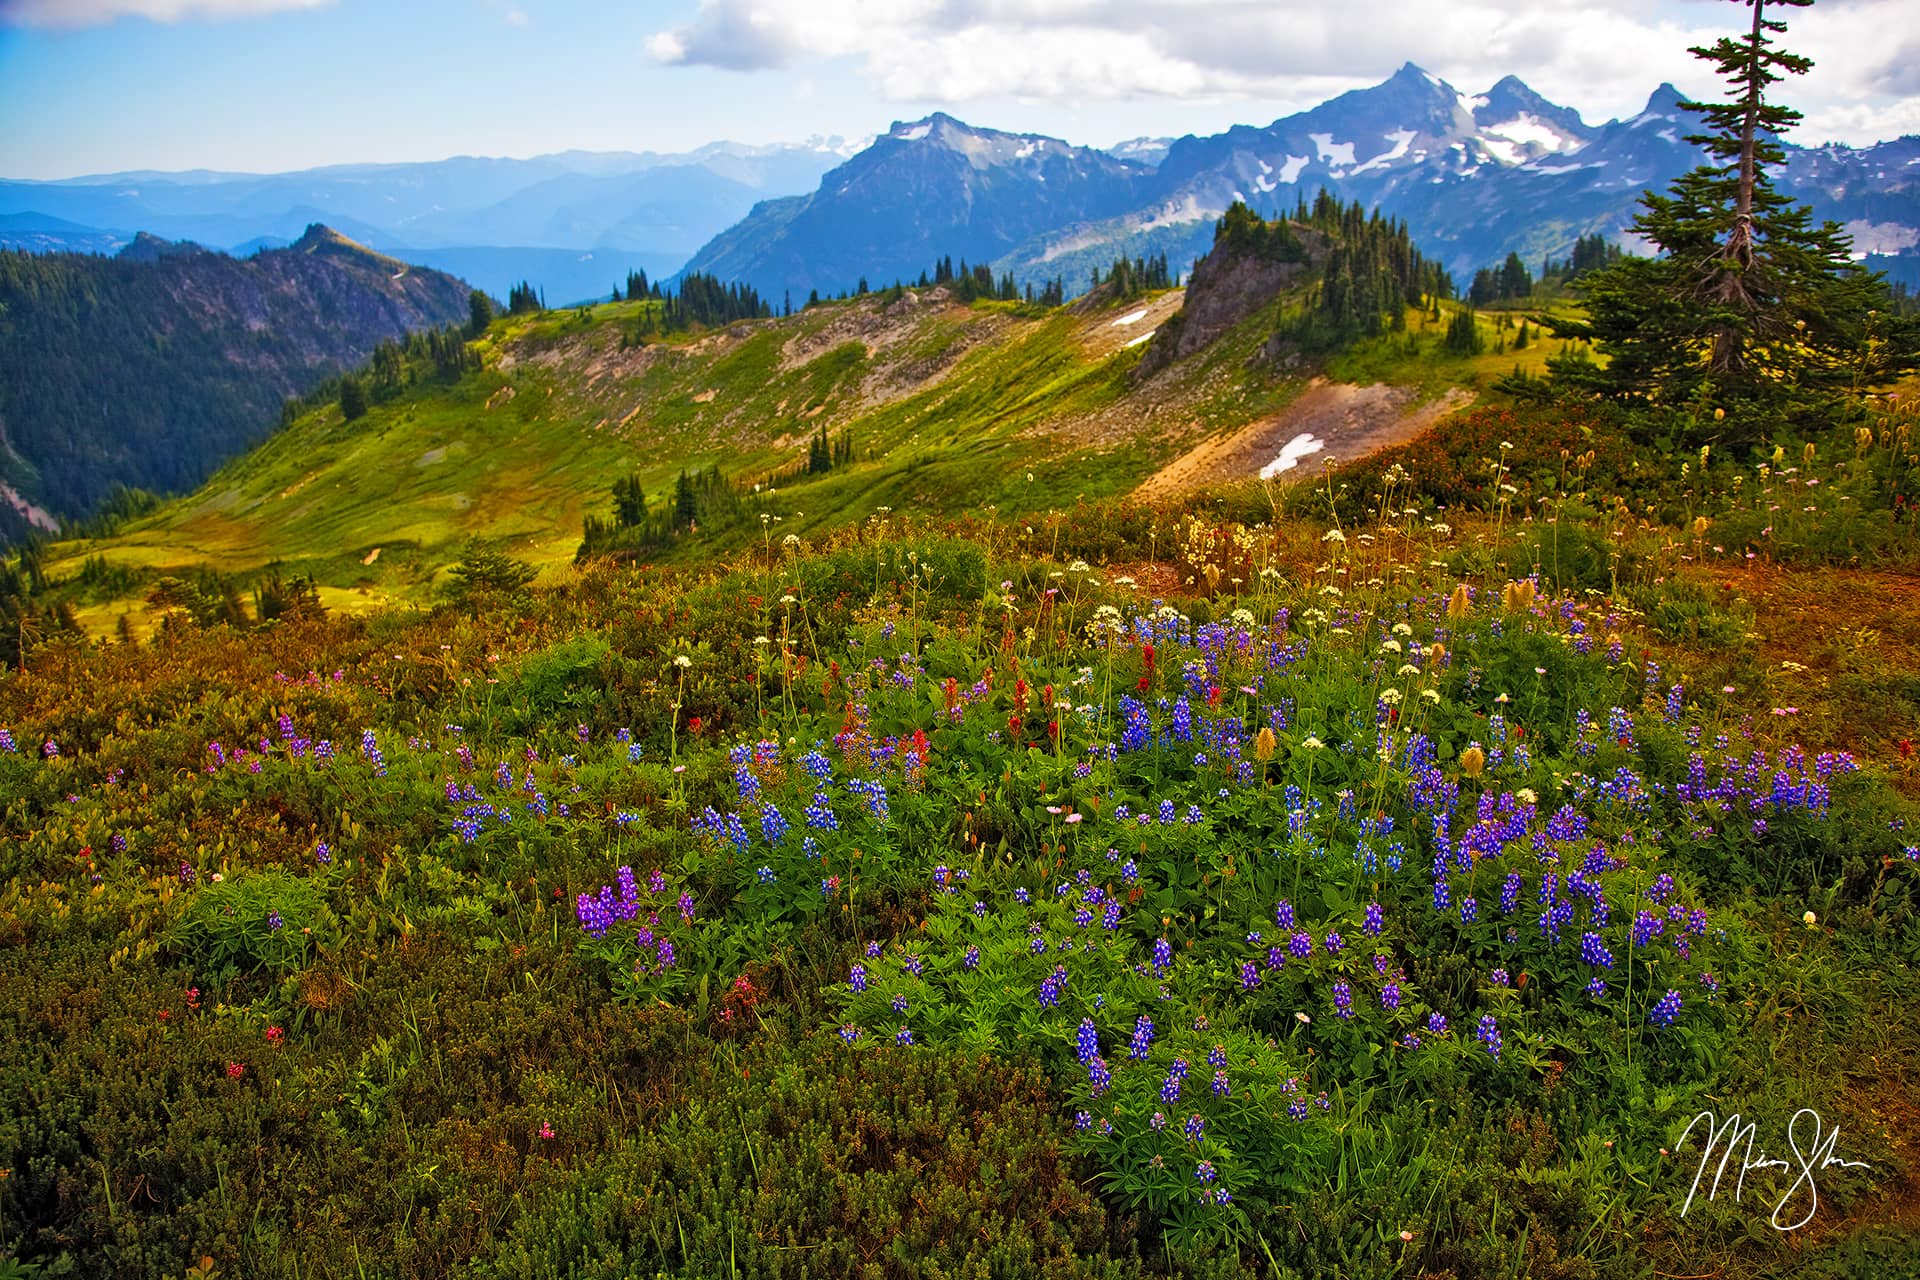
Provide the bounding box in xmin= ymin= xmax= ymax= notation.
xmin=1134 ymin=235 xmax=1318 ymax=379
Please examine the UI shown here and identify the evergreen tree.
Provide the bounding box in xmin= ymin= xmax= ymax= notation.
xmin=338 ymin=376 xmax=368 ymax=422
xmin=672 ymin=470 xmax=697 ymax=529
xmin=467 ymin=290 xmax=493 ymax=336
xmin=612 ymin=473 xmax=647 ymax=528
xmin=1552 ymin=0 xmax=1918 ymax=439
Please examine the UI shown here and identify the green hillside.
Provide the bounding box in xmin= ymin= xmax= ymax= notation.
xmin=42 ymin=216 xmax=1576 ymax=633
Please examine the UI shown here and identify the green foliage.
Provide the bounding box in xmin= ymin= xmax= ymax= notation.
xmin=165 ymin=870 xmax=330 ymax=980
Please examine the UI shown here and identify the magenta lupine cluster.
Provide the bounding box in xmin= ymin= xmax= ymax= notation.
xmin=41 ymin=738 xmax=59 ymax=759
xmin=0 ymin=728 xmax=14 ymax=753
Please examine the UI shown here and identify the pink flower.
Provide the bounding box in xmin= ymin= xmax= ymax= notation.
xmin=225 ymin=1062 xmax=245 ymax=1079
xmin=539 ymin=1121 xmax=555 ymax=1140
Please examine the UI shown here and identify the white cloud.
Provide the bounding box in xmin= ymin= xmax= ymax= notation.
xmin=0 ymin=0 xmax=329 ymax=26
xmin=647 ymin=0 xmax=1920 ymax=145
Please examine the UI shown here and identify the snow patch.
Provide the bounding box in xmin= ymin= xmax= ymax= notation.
xmin=1527 ymin=162 xmax=1601 ymax=175
xmin=1351 ymin=129 xmax=1417 ymax=175
xmin=1257 ymin=158 xmax=1272 ymax=174
xmin=898 ymin=123 xmax=932 ymax=141
xmin=1482 ymin=114 xmax=1577 ymax=154
xmin=1014 ymin=139 xmax=1041 ymax=160
xmin=1277 ymin=154 xmax=1309 ymax=184
xmin=1658 ymin=128 xmax=1678 ymax=145
xmin=1480 ymin=136 xmax=1525 ymax=167
xmin=1259 ymin=433 xmax=1326 ymax=479
xmin=1843 ymin=219 xmax=1920 ymax=255
xmin=1309 ymin=133 xmax=1356 ymax=167
xmin=1458 ymin=92 xmax=1489 ymax=114
xmin=1111 ymin=308 xmax=1150 ymax=327
xmin=1124 ymin=329 xmax=1157 ymax=348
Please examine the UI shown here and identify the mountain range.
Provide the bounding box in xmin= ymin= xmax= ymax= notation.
xmin=685 ymin=64 xmax=1920 ymax=299
xmin=8 ymin=66 xmax=1915 ymax=312
xmin=0 ymin=140 xmax=862 ymax=304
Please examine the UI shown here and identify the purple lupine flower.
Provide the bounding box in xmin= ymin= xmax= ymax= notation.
xmin=1332 ymin=981 xmax=1353 ymax=1019
xmin=1211 ymin=1069 xmax=1231 ymax=1096
xmin=1074 ymin=1110 xmax=1092 ymax=1131
xmin=1075 ymin=1018 xmax=1100 ymax=1063
xmin=896 ymin=1028 xmax=915 ymax=1046
xmin=1037 ymin=965 xmax=1068 ymax=1009
xmin=1500 ymin=873 xmax=1521 ymax=915
xmin=1476 ymin=1014 xmax=1502 ymax=1059
xmin=839 ymin=1024 xmax=860 ymax=1044
xmin=890 ymin=994 xmax=908 ymax=1014
xmin=1183 ymin=1114 xmax=1206 ymax=1142
xmin=1324 ymin=931 xmax=1345 ymax=955
xmin=1288 ymin=931 xmax=1313 ymax=959
xmin=1151 ymin=936 xmax=1173 ymax=972
xmin=849 ymin=964 xmax=868 ymax=993
xmin=1490 ymin=968 xmax=1510 ymax=987
xmin=1650 ymin=989 xmax=1683 ymax=1027
xmin=1129 ymin=1015 xmax=1155 ymax=1060
xmin=1088 ymin=1056 xmax=1112 ymax=1094
xmin=1159 ymin=1072 xmax=1183 ymax=1103
xmin=1239 ymin=961 xmax=1260 ymax=990
xmin=1363 ymin=902 xmax=1384 ymax=936
xmin=963 ymin=945 xmax=980 ymax=970
xmin=1580 ymin=932 xmax=1615 ymax=969
xmin=1380 ymin=982 xmax=1402 ymax=1011
xmin=1427 ymin=1012 xmax=1448 ymax=1036
xmin=1275 ymin=899 xmax=1295 ymax=929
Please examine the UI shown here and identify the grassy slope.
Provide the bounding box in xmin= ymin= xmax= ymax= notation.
xmin=43 ymin=286 xmax=1590 ymax=629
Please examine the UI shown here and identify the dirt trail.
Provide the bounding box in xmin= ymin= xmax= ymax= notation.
xmin=1135 ymin=378 xmax=1473 ymax=498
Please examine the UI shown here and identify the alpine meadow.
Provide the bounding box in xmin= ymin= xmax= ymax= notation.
xmin=5 ymin=2 xmax=1920 ymax=1279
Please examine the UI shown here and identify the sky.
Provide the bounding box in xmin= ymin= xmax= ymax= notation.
xmin=1 ymin=0 xmax=1916 ymax=179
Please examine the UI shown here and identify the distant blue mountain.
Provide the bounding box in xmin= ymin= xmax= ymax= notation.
xmin=0 ymin=140 xmax=861 ymax=302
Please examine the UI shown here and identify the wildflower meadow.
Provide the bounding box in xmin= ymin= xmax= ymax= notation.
xmin=2 ymin=507 xmax=1917 ymax=1280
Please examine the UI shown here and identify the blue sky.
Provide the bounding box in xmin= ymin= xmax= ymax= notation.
xmin=2 ymin=0 xmax=1916 ymax=178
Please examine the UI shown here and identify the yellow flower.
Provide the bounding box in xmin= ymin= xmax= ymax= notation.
xmin=1460 ymin=745 xmax=1486 ymax=778
xmin=1254 ymin=727 xmax=1276 ymax=761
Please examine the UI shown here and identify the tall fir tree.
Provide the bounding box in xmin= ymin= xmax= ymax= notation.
xmin=1552 ymin=0 xmax=1917 ymax=441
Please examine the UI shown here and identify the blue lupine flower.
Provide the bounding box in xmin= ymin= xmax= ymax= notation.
xmin=963 ymin=945 xmax=980 ymax=970
xmin=1363 ymin=901 xmax=1384 ymax=936
xmin=1074 ymin=1110 xmax=1092 ymax=1131
xmin=1650 ymin=989 xmax=1683 ymax=1027
xmin=1088 ymin=1056 xmax=1112 ymax=1094
xmin=1275 ymin=899 xmax=1295 ymax=929
xmin=1151 ymin=936 xmax=1173 ymax=972
xmin=849 ymin=964 xmax=868 ymax=993
xmin=1580 ymin=932 xmax=1615 ymax=969
xmin=896 ymin=1028 xmax=915 ymax=1047
xmin=760 ymin=804 xmax=789 ymax=846
xmin=1476 ymin=1014 xmax=1502 ymax=1059
xmin=1129 ymin=1016 xmax=1155 ymax=1059
xmin=1183 ymin=1114 xmax=1205 ymax=1142
xmin=891 ymin=994 xmax=909 ymax=1014
xmin=1075 ymin=1018 xmax=1100 ymax=1064
xmin=1380 ymin=982 xmax=1402 ymax=1011
xmin=1239 ymin=961 xmax=1259 ymax=990
xmin=838 ymin=1024 xmax=860 ymax=1044
xmin=1427 ymin=1012 xmax=1448 ymax=1036
xmin=1332 ymin=981 xmax=1353 ymax=1019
